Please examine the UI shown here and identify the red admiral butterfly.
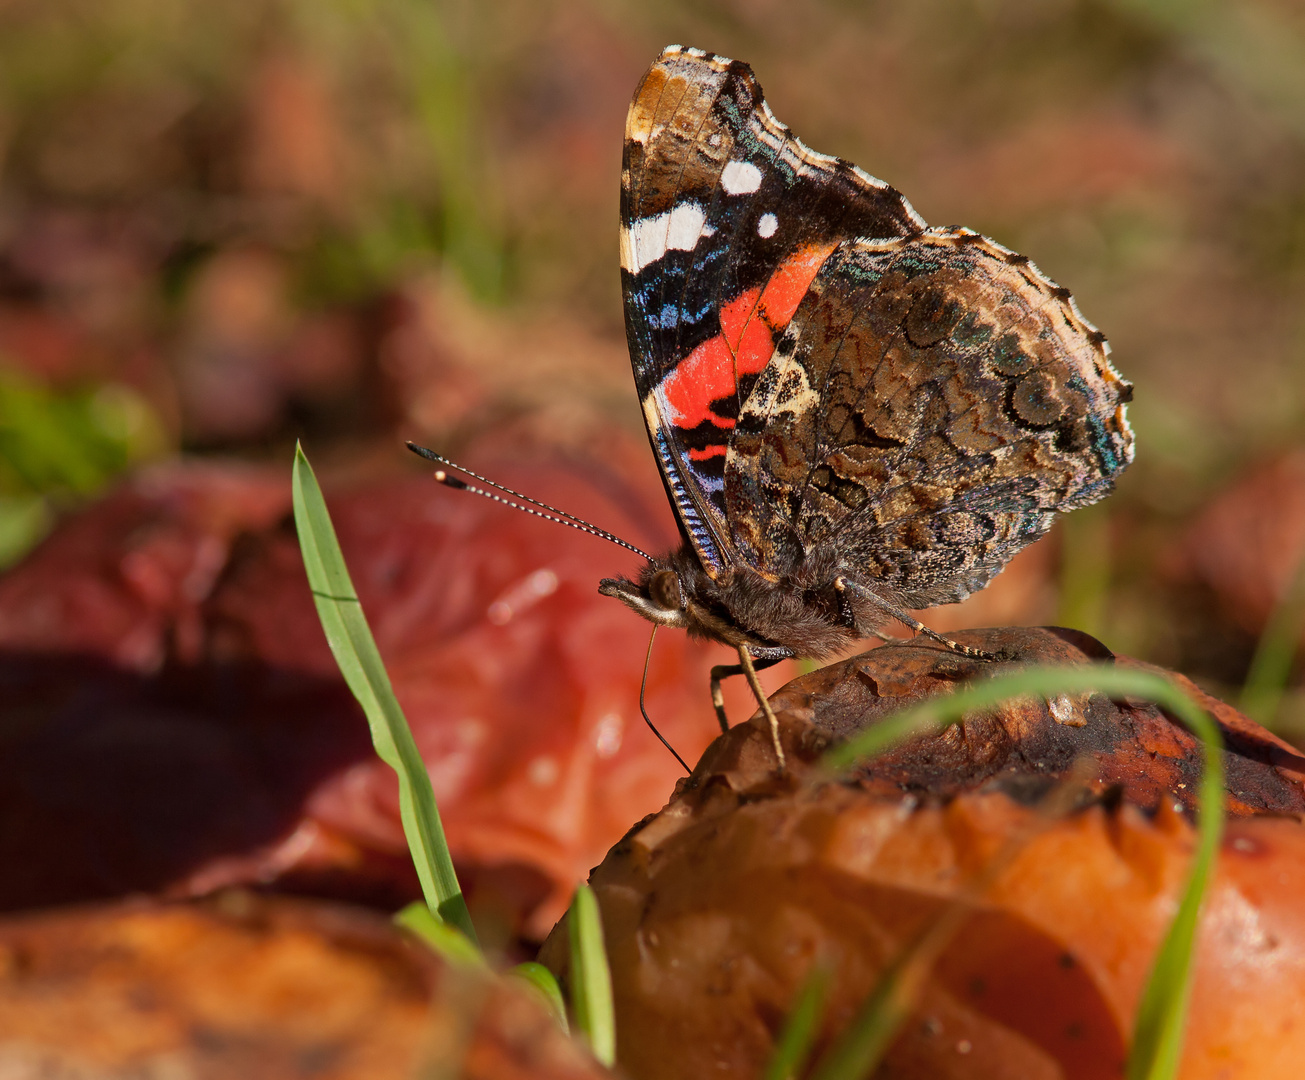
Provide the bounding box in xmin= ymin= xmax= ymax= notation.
xmin=595 ymin=46 xmax=1134 ymax=766
xmin=412 ymin=46 xmax=1133 ymax=771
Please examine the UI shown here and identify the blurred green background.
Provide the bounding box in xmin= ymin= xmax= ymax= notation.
xmin=1 ymin=0 xmax=1304 ymax=730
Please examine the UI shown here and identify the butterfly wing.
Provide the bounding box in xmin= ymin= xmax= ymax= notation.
xmin=724 ymin=229 xmax=1134 ymax=606
xmin=621 ymin=45 xmax=923 ymax=579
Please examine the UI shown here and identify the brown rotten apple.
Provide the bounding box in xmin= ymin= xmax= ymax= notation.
xmin=540 ymin=626 xmax=1305 ymax=1080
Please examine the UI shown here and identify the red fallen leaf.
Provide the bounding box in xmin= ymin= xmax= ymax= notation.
xmin=0 ymin=461 xmax=290 ymax=669
xmin=0 ymin=449 xmax=769 ymax=934
xmin=211 ymin=450 xmax=780 ymax=935
xmin=539 ymin=627 xmax=1305 ymax=1080
xmin=0 ymin=894 xmax=612 ymax=1080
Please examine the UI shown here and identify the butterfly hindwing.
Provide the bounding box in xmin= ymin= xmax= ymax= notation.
xmin=723 ymin=229 xmax=1134 ymax=603
xmin=621 ymin=45 xmax=924 ymax=578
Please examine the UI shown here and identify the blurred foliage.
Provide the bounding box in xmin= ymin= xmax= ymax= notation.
xmin=0 ymin=0 xmax=506 ymax=305
xmin=1056 ymin=502 xmax=1114 ymax=640
xmin=1241 ymin=547 xmax=1305 ymax=729
xmin=0 ymin=368 xmax=163 ymax=565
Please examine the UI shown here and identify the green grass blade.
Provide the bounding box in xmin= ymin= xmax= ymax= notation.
xmin=764 ymin=959 xmax=833 ymax=1080
xmin=511 ymin=962 xmax=570 ymax=1034
xmin=568 ymin=884 xmax=616 ymax=1066
xmin=395 ymin=901 xmax=485 ymax=968
xmin=292 ymin=443 xmax=477 ymax=945
xmin=1240 ymin=547 xmax=1305 ymax=728
xmin=821 ymin=664 xmax=1224 ymax=1080
xmin=1126 ymin=687 xmax=1225 ymax=1080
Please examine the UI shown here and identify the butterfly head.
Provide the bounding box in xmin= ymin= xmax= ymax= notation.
xmin=600 ymin=547 xmax=747 ymax=640
xmin=599 ymin=562 xmax=692 ymax=631
xmin=599 ymin=549 xmax=804 ymax=659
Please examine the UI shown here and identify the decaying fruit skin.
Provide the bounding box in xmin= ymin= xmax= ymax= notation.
xmin=730 ymin=625 xmax=1305 ymax=817
xmin=540 ymin=627 xmax=1305 ymax=1080
xmin=0 ymin=894 xmax=614 ymax=1080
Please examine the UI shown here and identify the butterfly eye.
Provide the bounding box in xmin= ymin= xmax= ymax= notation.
xmin=649 ymin=570 xmax=684 ymax=612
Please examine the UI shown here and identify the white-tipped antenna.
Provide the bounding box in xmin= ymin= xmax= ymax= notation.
xmin=406 ymin=442 xmax=654 ymax=561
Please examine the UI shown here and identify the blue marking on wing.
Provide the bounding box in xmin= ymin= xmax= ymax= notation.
xmin=686 ymin=294 xmax=716 ymax=322
xmin=653 ymin=294 xmax=719 ymax=331
xmin=694 ymin=471 xmax=724 ymax=494
xmin=654 ymin=304 xmax=680 ymax=330
xmin=627 ymin=240 xmax=729 ymax=388
xmin=1085 ymin=413 xmax=1121 ymax=475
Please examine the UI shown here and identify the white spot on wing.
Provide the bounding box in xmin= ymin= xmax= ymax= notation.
xmin=621 ymin=203 xmax=715 ymax=274
xmin=757 ymin=213 xmax=778 ymax=238
xmin=666 ymin=203 xmax=710 ymax=248
xmin=720 ymin=159 xmax=763 ymax=195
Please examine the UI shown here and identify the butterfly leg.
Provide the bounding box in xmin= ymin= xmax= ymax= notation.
xmin=711 ymin=653 xmax=785 ymax=733
xmin=738 ymin=645 xmax=787 ymax=772
xmin=834 ymin=576 xmax=999 ymax=661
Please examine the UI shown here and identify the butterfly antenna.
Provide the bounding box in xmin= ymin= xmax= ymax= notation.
xmin=640 ymin=627 xmax=691 ymax=774
xmin=407 ymin=442 xmax=654 ymax=561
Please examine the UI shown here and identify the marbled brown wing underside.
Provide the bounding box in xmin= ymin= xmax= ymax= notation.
xmin=724 ymin=230 xmax=1135 ymax=607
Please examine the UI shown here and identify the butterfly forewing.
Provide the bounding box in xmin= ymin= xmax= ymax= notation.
xmin=621 ymin=45 xmax=924 ymax=579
